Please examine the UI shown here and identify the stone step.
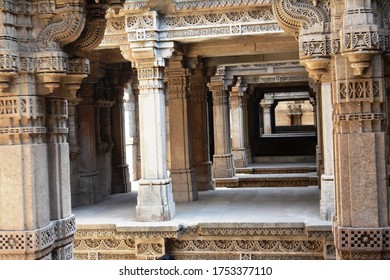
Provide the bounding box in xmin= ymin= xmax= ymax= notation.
xmin=236 ymin=166 xmax=317 ymax=174
xmin=214 ymin=173 xmax=319 ymax=188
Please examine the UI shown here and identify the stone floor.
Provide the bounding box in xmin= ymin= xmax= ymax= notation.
xmin=73 ymin=184 xmax=330 ymax=228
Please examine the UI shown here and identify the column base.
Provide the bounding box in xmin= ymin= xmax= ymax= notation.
xmin=320 ymin=174 xmax=334 ymax=221
xmin=136 ymin=179 xmax=176 ymax=222
xmin=79 ymin=170 xmax=100 ymax=205
xmin=246 ymin=146 xmax=252 ymax=164
xmin=193 ymin=161 xmax=214 ymax=191
xmin=213 ymin=154 xmax=235 ymax=178
xmin=170 ymin=169 xmax=198 ymax=202
xmin=112 ymin=164 xmax=131 ymax=193
xmin=232 ymin=147 xmax=247 ymax=168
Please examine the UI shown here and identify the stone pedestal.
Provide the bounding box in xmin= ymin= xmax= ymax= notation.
xmin=189 ymin=62 xmax=214 ymax=191
xmin=166 ymin=56 xmax=198 ymax=202
xmin=230 ymin=78 xmax=248 ymax=168
xmin=209 ymin=67 xmax=235 ymax=178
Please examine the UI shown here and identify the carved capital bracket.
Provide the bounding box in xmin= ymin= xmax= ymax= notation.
xmin=340 ymin=2 xmax=388 ymax=77
xmin=231 ymin=77 xmax=248 ymax=97
xmin=121 ymin=41 xmax=178 ymax=69
xmin=64 ymin=3 xmax=108 ymax=58
xmin=272 ymin=0 xmax=332 ymax=81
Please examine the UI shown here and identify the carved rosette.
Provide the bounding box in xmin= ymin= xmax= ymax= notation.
xmin=272 ymin=0 xmax=331 ymax=81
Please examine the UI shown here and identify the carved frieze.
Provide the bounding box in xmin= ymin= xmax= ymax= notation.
xmin=102 ymin=5 xmax=283 ymax=47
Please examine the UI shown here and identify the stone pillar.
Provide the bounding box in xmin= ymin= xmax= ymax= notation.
xmin=78 ymin=80 xmax=101 ymax=205
xmin=135 ymin=65 xmax=175 ymax=221
xmin=68 ymin=98 xmax=82 ymax=206
xmin=124 ymin=82 xmax=138 ymax=182
xmin=130 ymin=75 xmax=142 ymax=181
xmin=320 ymin=82 xmax=334 ymax=221
xmin=209 ymin=67 xmax=235 ymax=178
xmin=97 ymin=100 xmax=114 ymax=197
xmin=189 ymin=61 xmax=213 ymax=191
xmin=244 ymin=87 xmax=252 ymax=164
xmin=331 ymin=1 xmax=389 ymax=260
xmin=108 ymin=68 xmax=131 ymax=194
xmin=260 ymin=99 xmax=273 ymax=135
xmin=165 ymin=55 xmax=198 ymax=202
xmin=230 ymin=78 xmax=248 ymax=168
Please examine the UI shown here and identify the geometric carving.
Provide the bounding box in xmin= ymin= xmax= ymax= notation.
xmin=0 ymin=215 xmax=76 ymax=260
xmin=337 ymin=79 xmax=383 ymax=103
xmin=336 ymin=227 xmax=390 ymax=253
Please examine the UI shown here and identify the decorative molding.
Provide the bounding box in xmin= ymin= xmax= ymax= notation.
xmin=101 ymin=6 xmax=283 ymax=47
xmin=175 ymin=0 xmax=272 ymax=10
xmin=0 ymin=215 xmax=76 ymax=260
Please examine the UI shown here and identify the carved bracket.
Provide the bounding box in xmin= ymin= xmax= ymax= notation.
xmin=272 ymin=0 xmax=331 ymax=81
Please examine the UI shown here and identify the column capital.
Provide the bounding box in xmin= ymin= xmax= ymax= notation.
xmin=231 ymin=77 xmax=248 ymax=97
xmin=120 ymin=41 xmax=180 ymax=69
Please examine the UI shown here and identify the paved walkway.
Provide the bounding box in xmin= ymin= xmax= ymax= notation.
xmin=73 ymin=184 xmax=330 ymax=228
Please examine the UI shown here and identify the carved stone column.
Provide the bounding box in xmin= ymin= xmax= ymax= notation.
xmin=122 ymin=39 xmax=178 ymax=221
xmin=108 ymin=67 xmax=131 ymax=194
xmin=260 ymin=99 xmax=273 ymax=135
xmin=124 ymin=82 xmax=138 ymax=182
xmin=273 ymin=0 xmax=390 ymax=259
xmin=244 ymin=87 xmax=252 ymax=164
xmin=130 ymin=74 xmax=142 ymax=180
xmin=135 ymin=65 xmax=176 ymax=221
xmin=165 ymin=55 xmax=198 ymax=202
xmin=189 ymin=61 xmax=213 ymax=191
xmin=230 ymin=78 xmax=248 ymax=168
xmin=209 ymin=67 xmax=235 ymax=178
xmin=320 ymin=82 xmax=334 ymax=221
xmin=332 ymin=1 xmax=389 ymax=260
xmin=78 ymin=79 xmax=101 ymax=205
xmin=93 ymin=75 xmax=114 ymax=198
xmin=68 ymin=97 xmax=82 ymax=206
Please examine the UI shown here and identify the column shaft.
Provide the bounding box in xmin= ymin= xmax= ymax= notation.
xmin=230 ymin=79 xmax=248 ymax=168
xmin=166 ymin=58 xmax=198 ymax=202
xmin=320 ymin=82 xmax=335 ymax=221
xmin=78 ymin=82 xmax=101 ymax=205
xmin=189 ymin=64 xmax=213 ymax=191
xmin=136 ymin=66 xmax=175 ymax=221
xmin=210 ymin=71 xmax=235 ymax=178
